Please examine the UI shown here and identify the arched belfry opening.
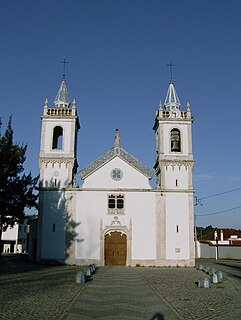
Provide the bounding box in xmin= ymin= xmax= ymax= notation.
xmin=52 ymin=126 xmax=63 ymax=149
xmin=170 ymin=128 xmax=181 ymax=152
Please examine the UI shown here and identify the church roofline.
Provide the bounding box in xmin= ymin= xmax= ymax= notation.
xmin=79 ymin=146 xmax=154 ymax=179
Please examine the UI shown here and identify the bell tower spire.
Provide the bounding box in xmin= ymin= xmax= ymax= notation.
xmin=164 ymin=80 xmax=181 ymax=110
xmin=54 ymin=76 xmax=70 ymax=108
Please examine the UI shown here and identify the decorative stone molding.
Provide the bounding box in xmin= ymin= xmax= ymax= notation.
xmin=39 ymin=158 xmax=75 ymax=168
xmin=160 ymin=110 xmax=190 ymax=119
xmin=160 ymin=161 xmax=194 ymax=169
xmin=108 ymin=208 xmax=125 ymax=215
xmin=79 ymin=146 xmax=154 ymax=179
xmin=45 ymin=107 xmax=73 ymax=116
xmin=100 ymin=216 xmax=132 ymax=266
xmin=119 ymin=149 xmax=154 ymax=178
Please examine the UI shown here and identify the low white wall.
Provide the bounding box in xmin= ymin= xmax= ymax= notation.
xmin=199 ymin=242 xmax=241 ymax=259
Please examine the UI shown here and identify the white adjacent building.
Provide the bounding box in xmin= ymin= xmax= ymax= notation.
xmin=1 ymin=220 xmax=28 ymax=253
xmin=36 ymin=75 xmax=195 ymax=267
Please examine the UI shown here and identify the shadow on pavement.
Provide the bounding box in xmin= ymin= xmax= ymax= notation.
xmin=150 ymin=312 xmax=165 ymax=320
xmin=0 ymin=254 xmax=58 ymax=275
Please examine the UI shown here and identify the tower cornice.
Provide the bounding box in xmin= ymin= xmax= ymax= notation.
xmin=159 ymin=160 xmax=194 ymax=167
xmin=38 ymin=158 xmax=76 ymax=167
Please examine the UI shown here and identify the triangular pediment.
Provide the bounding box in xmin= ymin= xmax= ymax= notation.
xmin=79 ymin=147 xmax=154 ymax=179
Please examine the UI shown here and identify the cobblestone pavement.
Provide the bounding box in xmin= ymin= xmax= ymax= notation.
xmin=136 ymin=267 xmax=241 ymax=320
xmin=0 ymin=255 xmax=84 ymax=320
xmin=62 ymin=266 xmax=241 ymax=320
xmin=1 ymin=255 xmax=241 ymax=320
xmin=61 ymin=266 xmax=180 ymax=320
xmin=199 ymin=259 xmax=241 ymax=290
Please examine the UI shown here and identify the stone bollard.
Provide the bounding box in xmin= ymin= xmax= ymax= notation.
xmin=215 ymin=271 xmax=224 ymax=281
xmin=205 ymin=266 xmax=210 ymax=274
xmin=90 ymin=264 xmax=96 ymax=272
xmin=89 ymin=264 xmax=94 ymax=273
xmin=209 ymin=268 xmax=216 ymax=276
xmin=84 ymin=266 xmax=92 ymax=276
xmin=210 ymin=273 xmax=220 ymax=283
xmin=198 ymin=264 xmax=205 ymax=271
xmin=75 ymin=271 xmax=86 ymax=284
xmin=198 ymin=277 xmax=210 ymax=288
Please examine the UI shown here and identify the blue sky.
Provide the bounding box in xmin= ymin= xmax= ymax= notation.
xmin=1 ymin=0 xmax=241 ymax=228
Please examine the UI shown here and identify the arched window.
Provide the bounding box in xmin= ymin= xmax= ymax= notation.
xmin=170 ymin=128 xmax=181 ymax=152
xmin=52 ymin=126 xmax=63 ymax=149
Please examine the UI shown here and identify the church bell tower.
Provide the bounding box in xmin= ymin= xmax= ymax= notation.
xmin=38 ymin=76 xmax=80 ymax=188
xmin=153 ymin=79 xmax=195 ymax=266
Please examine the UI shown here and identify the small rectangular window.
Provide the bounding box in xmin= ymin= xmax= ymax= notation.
xmin=176 ymin=225 xmax=179 ymax=233
xmin=53 ymin=223 xmax=56 ymax=232
xmin=176 ymin=179 xmax=178 ymax=187
xmin=108 ymin=194 xmax=125 ymax=212
xmin=108 ymin=196 xmax=116 ymax=209
xmin=117 ymin=198 xmax=124 ymax=209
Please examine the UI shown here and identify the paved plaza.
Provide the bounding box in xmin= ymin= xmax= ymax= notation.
xmin=0 ymin=255 xmax=241 ymax=320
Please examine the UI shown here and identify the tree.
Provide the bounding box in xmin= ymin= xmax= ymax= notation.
xmin=0 ymin=117 xmax=38 ymax=257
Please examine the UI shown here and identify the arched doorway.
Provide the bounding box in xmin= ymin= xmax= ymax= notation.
xmin=104 ymin=231 xmax=127 ymax=265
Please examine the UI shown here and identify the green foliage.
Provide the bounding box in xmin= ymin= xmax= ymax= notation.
xmin=196 ymin=225 xmax=216 ymax=239
xmin=0 ymin=117 xmax=38 ymax=241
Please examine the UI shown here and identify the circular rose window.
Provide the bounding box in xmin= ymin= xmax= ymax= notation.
xmin=111 ymin=168 xmax=123 ymax=181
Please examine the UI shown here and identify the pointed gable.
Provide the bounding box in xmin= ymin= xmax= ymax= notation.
xmin=79 ymin=129 xmax=154 ymax=179
xmin=79 ymin=146 xmax=154 ymax=180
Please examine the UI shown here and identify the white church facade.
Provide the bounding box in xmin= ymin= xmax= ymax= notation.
xmin=36 ymin=75 xmax=195 ymax=267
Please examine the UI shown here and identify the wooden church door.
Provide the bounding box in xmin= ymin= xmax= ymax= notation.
xmin=104 ymin=232 xmax=127 ymax=265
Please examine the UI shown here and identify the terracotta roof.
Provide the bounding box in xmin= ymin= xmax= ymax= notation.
xmin=199 ymin=228 xmax=241 ymax=241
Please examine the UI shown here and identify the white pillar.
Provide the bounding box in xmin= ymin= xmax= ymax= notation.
xmin=214 ymin=231 xmax=218 ymax=260
xmin=220 ymin=230 xmax=224 ymax=242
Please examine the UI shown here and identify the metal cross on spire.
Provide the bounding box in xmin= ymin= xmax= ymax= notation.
xmin=60 ymin=58 xmax=70 ymax=78
xmin=167 ymin=61 xmax=176 ymax=81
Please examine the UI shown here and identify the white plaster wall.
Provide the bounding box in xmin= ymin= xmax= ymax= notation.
xmin=40 ymin=191 xmax=66 ymax=260
xmin=40 ymin=162 xmax=70 ymax=188
xmin=127 ymin=192 xmax=156 ymax=259
xmin=2 ymin=225 xmax=18 ymax=241
xmin=75 ymin=190 xmax=156 ymax=261
xmin=200 ymin=243 xmax=241 ymax=259
xmin=82 ymin=157 xmax=152 ymax=189
xmin=76 ymin=156 xmax=155 ymax=261
xmin=39 ymin=157 xmax=156 ymax=263
xmin=164 ymin=166 xmax=189 ymax=189
xmin=75 ymin=191 xmax=103 ymax=260
xmin=165 ymin=193 xmax=190 ymax=260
